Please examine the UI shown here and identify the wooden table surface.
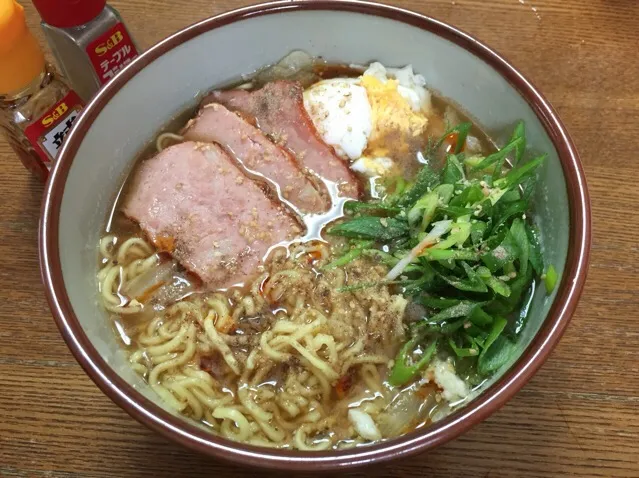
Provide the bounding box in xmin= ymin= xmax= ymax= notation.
xmin=2 ymin=0 xmax=637 ymax=476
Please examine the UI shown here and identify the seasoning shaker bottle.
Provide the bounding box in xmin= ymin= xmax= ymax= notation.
xmin=31 ymin=0 xmax=139 ymax=102
xmin=0 ymin=0 xmax=83 ymax=181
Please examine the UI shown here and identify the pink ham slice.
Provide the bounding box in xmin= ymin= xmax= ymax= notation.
xmin=123 ymin=141 xmax=302 ymax=289
xmin=182 ymin=103 xmax=328 ymax=214
xmin=205 ymin=80 xmax=361 ymax=199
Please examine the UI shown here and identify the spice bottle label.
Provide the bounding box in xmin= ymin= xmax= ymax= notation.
xmin=86 ymin=22 xmax=139 ymax=84
xmin=24 ymin=90 xmax=83 ymax=165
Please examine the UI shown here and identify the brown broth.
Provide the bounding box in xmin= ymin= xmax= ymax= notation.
xmin=98 ymin=61 xmax=496 ymax=450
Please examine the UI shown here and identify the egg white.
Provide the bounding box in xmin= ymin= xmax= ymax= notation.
xmin=303 ymin=63 xmax=431 ymax=177
xmin=351 ymin=156 xmax=396 ymax=177
xmin=303 ymin=78 xmax=372 ymax=161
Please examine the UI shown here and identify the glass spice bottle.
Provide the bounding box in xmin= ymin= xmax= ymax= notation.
xmin=32 ymin=0 xmax=139 ymax=103
xmin=0 ymin=0 xmax=83 ymax=181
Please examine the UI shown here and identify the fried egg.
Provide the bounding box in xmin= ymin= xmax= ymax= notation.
xmin=303 ymin=62 xmax=431 ymax=177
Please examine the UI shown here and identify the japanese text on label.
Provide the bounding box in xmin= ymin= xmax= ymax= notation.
xmin=40 ymin=111 xmax=80 ymax=159
xmin=100 ymin=44 xmax=133 ymax=80
xmin=87 ymin=24 xmax=138 ymax=84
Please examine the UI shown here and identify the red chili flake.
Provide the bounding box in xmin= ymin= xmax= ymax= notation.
xmin=154 ymin=235 xmax=175 ymax=253
xmin=335 ymin=371 xmax=355 ymax=399
xmin=443 ymin=132 xmax=466 ymax=153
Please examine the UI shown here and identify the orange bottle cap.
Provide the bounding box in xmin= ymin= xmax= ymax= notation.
xmin=0 ymin=0 xmax=45 ymax=94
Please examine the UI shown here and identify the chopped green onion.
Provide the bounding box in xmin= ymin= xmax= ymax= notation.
xmin=323 ymin=240 xmax=374 ymax=270
xmin=328 ymin=216 xmax=409 ymax=241
xmin=343 ymin=201 xmax=401 ymax=215
xmin=327 ymin=121 xmax=546 ymax=385
xmin=422 ymin=249 xmax=480 ymax=262
xmin=471 ymin=137 xmax=524 ymax=173
xmin=544 ymin=264 xmax=558 ymax=293
xmin=436 ymin=122 xmax=472 ymax=154
xmin=493 ymin=155 xmax=545 ymax=191
xmin=448 ymin=338 xmax=479 ymax=357
xmin=477 ymin=335 xmax=517 ymax=374
xmin=434 ymin=183 xmax=455 ymax=205
xmin=389 ymin=337 xmax=438 ymax=387
xmin=407 ymin=191 xmax=438 ymax=227
xmin=441 ymin=154 xmax=466 ymax=184
xmin=428 ymin=301 xmax=478 ymax=323
xmin=481 ymin=317 xmax=508 ymax=354
xmin=398 ymin=164 xmax=440 ymax=208
xmin=510 ymin=121 xmax=526 ymax=166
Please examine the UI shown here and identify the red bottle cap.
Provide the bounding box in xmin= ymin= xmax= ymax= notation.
xmin=31 ymin=0 xmax=106 ymax=28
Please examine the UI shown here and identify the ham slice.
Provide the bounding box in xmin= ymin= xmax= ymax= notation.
xmin=205 ymin=80 xmax=361 ymax=199
xmin=123 ymin=141 xmax=302 ymax=289
xmin=182 ymin=103 xmax=328 ymax=214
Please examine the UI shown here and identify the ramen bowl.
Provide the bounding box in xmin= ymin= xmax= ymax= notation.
xmin=39 ymin=0 xmax=590 ymax=471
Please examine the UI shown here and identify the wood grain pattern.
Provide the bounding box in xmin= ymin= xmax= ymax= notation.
xmin=1 ymin=0 xmax=637 ymax=476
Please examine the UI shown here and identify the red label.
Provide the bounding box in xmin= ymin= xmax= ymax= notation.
xmin=24 ymin=90 xmax=84 ymax=165
xmin=86 ymin=22 xmax=139 ymax=84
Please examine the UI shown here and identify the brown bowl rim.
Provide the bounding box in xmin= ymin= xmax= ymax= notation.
xmin=39 ymin=0 xmax=591 ymax=471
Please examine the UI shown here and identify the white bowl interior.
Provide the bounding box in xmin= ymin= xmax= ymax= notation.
xmin=57 ymin=9 xmax=569 ymax=427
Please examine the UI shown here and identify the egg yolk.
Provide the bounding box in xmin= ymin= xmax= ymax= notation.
xmin=360 ymin=75 xmax=428 ymax=158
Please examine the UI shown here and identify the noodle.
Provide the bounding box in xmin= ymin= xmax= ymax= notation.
xmin=203 ymin=312 xmax=241 ymax=375
xmin=98 ymin=235 xmax=410 ymax=449
xmin=155 ymin=132 xmax=184 ymax=152
xmin=214 ymin=407 xmax=251 ymax=441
